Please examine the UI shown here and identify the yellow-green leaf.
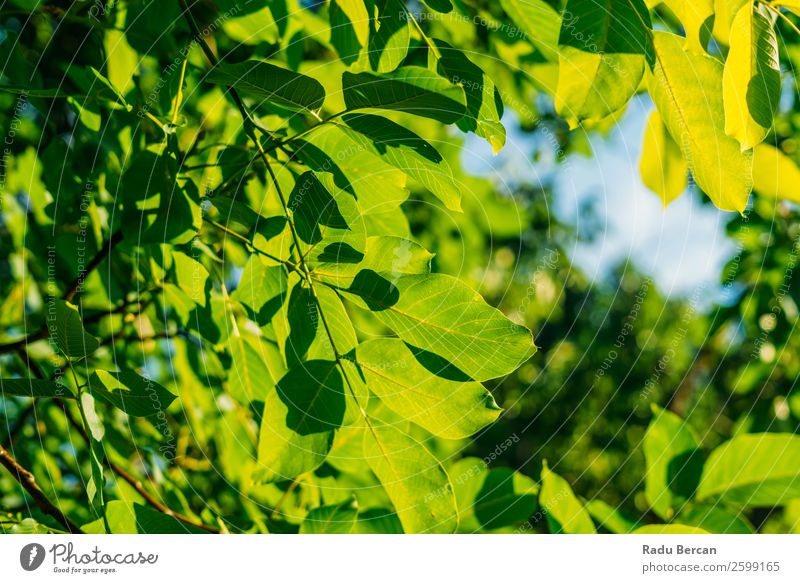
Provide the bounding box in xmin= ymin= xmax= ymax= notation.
xmin=722 ymin=2 xmax=781 ymax=150
xmin=357 ymin=338 xmax=502 ymax=439
xmin=639 ymin=110 xmax=688 ymax=205
xmin=539 ymin=462 xmax=596 ymax=533
xmin=648 ymin=31 xmax=752 ymax=212
xmin=363 ymin=422 xmax=458 ymax=533
xmin=663 ymin=0 xmax=715 ymax=53
xmin=752 ymin=143 xmax=800 ymax=203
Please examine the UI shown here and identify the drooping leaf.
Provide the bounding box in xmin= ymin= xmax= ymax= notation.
xmin=643 ymin=405 xmax=702 ymax=520
xmin=0 ymin=378 xmax=74 ymax=399
xmin=421 ymin=0 xmax=453 ymax=13
xmin=342 ymin=67 xmax=466 ymax=123
xmin=369 ymin=0 xmax=410 ymax=73
xmin=206 ymin=60 xmax=325 ymax=112
xmin=639 ymin=109 xmax=688 ymax=205
xmin=555 ymin=0 xmax=652 ymax=125
xmin=329 ymin=0 xmax=370 ymax=66
xmin=226 ymin=332 xmax=277 ymax=405
xmin=662 ymin=0 xmax=715 ymax=53
xmin=50 ymin=299 xmax=100 ymax=359
xmin=363 ymin=422 xmax=458 ymax=533
xmin=722 ymin=2 xmax=781 ymax=150
xmin=357 ymin=338 xmax=501 ymax=439
xmin=255 ymin=360 xmax=344 ymax=483
xmin=89 ymin=370 xmax=177 ymax=417
xmin=751 ymin=143 xmax=800 ymax=203
xmin=696 ymin=433 xmax=800 ymax=507
xmin=341 ymin=113 xmax=462 ymax=211
xmin=300 ymin=498 xmax=358 ymax=533
xmin=344 ymin=273 xmax=536 ymax=382
xmin=499 ymin=0 xmax=561 ymax=62
xmin=433 ymin=40 xmax=506 ymax=152
xmin=648 ymin=31 xmax=752 ymax=212
xmin=539 ymin=462 xmax=596 ymax=533
xmin=80 ymin=391 xmax=105 ymax=509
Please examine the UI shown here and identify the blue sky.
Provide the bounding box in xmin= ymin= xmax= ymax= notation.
xmin=461 ymin=95 xmax=737 ymax=301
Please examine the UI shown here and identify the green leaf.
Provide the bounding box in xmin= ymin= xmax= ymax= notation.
xmin=206 ymin=60 xmax=325 ymax=112
xmin=0 ymin=378 xmax=73 ymax=399
xmin=353 ymin=508 xmax=404 ymax=533
xmin=421 ymin=0 xmax=453 ymax=13
xmin=639 ymin=109 xmax=688 ymax=206
xmin=288 ymin=172 xmax=367 ymax=267
xmin=648 ymin=31 xmax=752 ymax=212
xmin=363 ymin=422 xmax=458 ymax=533
xmin=449 ymin=458 xmax=538 ymax=531
xmin=499 ymin=0 xmax=562 ymax=62
xmin=341 ymin=113 xmax=462 ymax=211
xmin=50 ymin=299 xmax=100 ymax=359
xmin=121 ymin=151 xmax=201 ymax=245
xmin=311 ymin=235 xmax=432 ymax=287
xmin=677 ymin=505 xmax=754 ymax=533
xmin=643 ymin=405 xmax=702 ymax=520
xmin=89 ymin=370 xmax=177 ymax=417
xmin=292 ymin=123 xmax=409 ymax=212
xmin=342 ymin=67 xmax=466 ymax=123
xmin=330 ymin=0 xmax=370 ymax=66
xmin=751 ymin=143 xmax=800 ymax=203
xmin=80 ymin=391 xmax=105 ymax=508
xmin=556 ymin=0 xmax=652 ymax=125
xmin=722 ymin=2 xmax=781 ymax=150
xmin=343 ymin=273 xmax=536 ymax=382
xmin=539 ymin=462 xmax=596 ymax=533
xmin=696 ymin=433 xmax=800 ymax=507
xmin=357 ymin=338 xmax=501 ymax=439
xmin=226 ymin=332 xmax=276 ymax=405
xmin=289 ymin=171 xmax=350 ymax=246
xmin=231 ymin=255 xmax=288 ymax=325
xmin=369 ymin=0 xmax=410 ymax=73
xmin=275 ymin=278 xmax=357 ymax=369
xmin=255 ymin=360 xmax=345 ymax=483
xmin=433 ymin=40 xmax=506 ymax=153
xmin=585 ymin=499 xmax=639 ymax=533
xmin=300 ymin=498 xmax=358 ymax=533
xmin=83 ymin=501 xmax=209 ymax=534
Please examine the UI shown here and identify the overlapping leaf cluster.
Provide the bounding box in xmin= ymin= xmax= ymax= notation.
xmin=1 ymin=0 xmax=799 ymax=535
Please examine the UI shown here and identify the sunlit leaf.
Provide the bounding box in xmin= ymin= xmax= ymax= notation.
xmin=648 ymin=31 xmax=752 ymax=212
xmin=722 ymin=2 xmax=781 ymax=150
xmin=363 ymin=422 xmax=458 ymax=533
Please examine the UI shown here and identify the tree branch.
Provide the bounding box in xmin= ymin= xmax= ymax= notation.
xmin=63 ymin=229 xmax=124 ymax=302
xmin=0 ymin=443 xmax=83 ymax=533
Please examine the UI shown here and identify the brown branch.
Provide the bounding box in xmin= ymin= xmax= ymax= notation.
xmin=0 ymin=443 xmax=83 ymax=533
xmin=58 ymin=404 xmax=221 ymax=534
xmin=107 ymin=458 xmax=221 ymax=534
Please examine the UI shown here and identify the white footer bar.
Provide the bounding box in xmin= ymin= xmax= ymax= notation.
xmin=1 ymin=535 xmax=798 ymax=582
